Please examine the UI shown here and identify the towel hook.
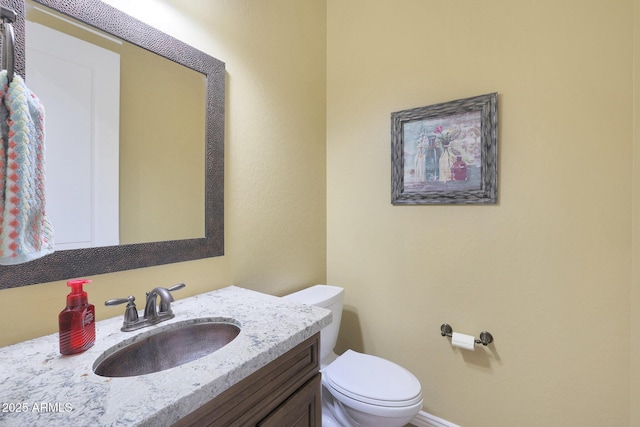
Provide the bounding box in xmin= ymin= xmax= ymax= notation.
xmin=0 ymin=6 xmax=16 ymax=81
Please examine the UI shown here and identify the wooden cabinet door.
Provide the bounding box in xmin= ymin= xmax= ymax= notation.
xmin=173 ymin=333 xmax=320 ymax=427
xmin=258 ymin=374 xmax=321 ymax=427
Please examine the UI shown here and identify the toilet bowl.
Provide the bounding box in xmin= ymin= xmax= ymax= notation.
xmin=283 ymin=285 xmax=423 ymax=427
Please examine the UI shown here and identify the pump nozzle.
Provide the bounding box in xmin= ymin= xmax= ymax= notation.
xmin=66 ymin=279 xmax=91 ymax=306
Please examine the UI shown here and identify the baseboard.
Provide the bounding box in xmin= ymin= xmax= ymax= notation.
xmin=411 ymin=410 xmax=460 ymax=427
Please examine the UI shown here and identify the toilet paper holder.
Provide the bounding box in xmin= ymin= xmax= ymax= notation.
xmin=440 ymin=323 xmax=493 ymax=346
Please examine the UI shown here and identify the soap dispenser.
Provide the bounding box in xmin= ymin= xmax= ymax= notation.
xmin=59 ymin=279 xmax=95 ymax=355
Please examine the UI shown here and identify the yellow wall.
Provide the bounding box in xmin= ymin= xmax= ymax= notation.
xmin=0 ymin=0 xmax=326 ymax=346
xmin=4 ymin=0 xmax=640 ymax=425
xmin=118 ymin=42 xmax=206 ymax=244
xmin=632 ymin=1 xmax=640 ymax=425
xmin=327 ymin=0 xmax=633 ymax=426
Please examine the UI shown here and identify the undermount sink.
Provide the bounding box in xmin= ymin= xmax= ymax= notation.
xmin=93 ymin=318 xmax=241 ymax=377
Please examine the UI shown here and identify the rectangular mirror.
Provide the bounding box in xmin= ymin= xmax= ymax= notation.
xmin=27 ymin=3 xmax=206 ymax=248
xmin=0 ymin=0 xmax=225 ymax=289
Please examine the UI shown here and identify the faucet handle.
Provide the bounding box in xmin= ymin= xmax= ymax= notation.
xmin=145 ymin=284 xmax=184 ymax=298
xmin=105 ymin=296 xmax=134 ymax=306
xmin=105 ymin=295 xmax=139 ymax=325
xmin=168 ymin=283 xmax=186 ymax=292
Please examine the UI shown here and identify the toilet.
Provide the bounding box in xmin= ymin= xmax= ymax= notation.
xmin=283 ymin=285 xmax=423 ymax=427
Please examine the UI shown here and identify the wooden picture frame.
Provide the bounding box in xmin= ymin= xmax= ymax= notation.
xmin=391 ymin=93 xmax=498 ymax=204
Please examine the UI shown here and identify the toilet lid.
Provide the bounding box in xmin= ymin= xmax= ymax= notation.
xmin=323 ymin=350 xmax=422 ymax=407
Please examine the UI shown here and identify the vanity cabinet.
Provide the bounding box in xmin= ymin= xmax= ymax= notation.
xmin=174 ymin=333 xmax=321 ymax=427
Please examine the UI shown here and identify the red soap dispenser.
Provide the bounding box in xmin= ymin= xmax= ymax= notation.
xmin=59 ymin=279 xmax=95 ymax=355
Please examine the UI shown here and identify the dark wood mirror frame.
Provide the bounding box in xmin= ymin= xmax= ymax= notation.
xmin=0 ymin=0 xmax=225 ymax=289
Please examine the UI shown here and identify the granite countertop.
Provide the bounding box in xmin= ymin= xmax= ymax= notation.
xmin=0 ymin=286 xmax=331 ymax=427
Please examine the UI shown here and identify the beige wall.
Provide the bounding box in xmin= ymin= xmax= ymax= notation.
xmin=0 ymin=0 xmax=326 ymax=346
xmin=327 ymin=0 xmax=634 ymax=426
xmin=118 ymin=42 xmax=206 ymax=244
xmin=633 ymin=1 xmax=640 ymax=425
xmin=4 ymin=1 xmax=640 ymax=426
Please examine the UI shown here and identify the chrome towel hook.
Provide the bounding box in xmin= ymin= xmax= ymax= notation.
xmin=0 ymin=6 xmax=16 ymax=81
xmin=440 ymin=323 xmax=494 ymax=346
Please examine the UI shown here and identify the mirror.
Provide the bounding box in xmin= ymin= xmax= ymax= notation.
xmin=0 ymin=0 xmax=225 ymax=289
xmin=26 ymin=2 xmax=207 ymax=248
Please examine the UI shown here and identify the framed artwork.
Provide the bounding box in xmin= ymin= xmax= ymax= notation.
xmin=391 ymin=92 xmax=498 ymax=204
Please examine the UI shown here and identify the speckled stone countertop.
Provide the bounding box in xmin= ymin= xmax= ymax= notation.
xmin=0 ymin=286 xmax=331 ymax=427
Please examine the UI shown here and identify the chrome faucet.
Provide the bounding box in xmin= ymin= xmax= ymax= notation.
xmin=106 ymin=283 xmax=186 ymax=332
xmin=144 ymin=286 xmax=176 ymax=320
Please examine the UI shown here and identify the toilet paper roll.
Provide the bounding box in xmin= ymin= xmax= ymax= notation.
xmin=451 ymin=332 xmax=476 ymax=351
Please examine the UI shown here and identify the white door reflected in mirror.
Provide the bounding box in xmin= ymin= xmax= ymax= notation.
xmin=26 ymin=21 xmax=120 ymax=251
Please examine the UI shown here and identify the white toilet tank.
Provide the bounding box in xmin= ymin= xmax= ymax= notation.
xmin=283 ymin=285 xmax=344 ymax=363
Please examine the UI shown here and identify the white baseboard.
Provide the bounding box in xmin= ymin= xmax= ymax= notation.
xmin=411 ymin=410 xmax=460 ymax=427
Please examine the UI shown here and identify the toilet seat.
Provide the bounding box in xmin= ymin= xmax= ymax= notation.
xmin=323 ymin=350 xmax=423 ymax=408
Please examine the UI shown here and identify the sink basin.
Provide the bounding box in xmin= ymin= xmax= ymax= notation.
xmin=93 ymin=318 xmax=241 ymax=377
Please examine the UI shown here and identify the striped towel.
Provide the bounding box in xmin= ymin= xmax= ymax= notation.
xmin=0 ymin=70 xmax=54 ymax=265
